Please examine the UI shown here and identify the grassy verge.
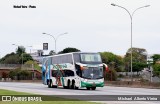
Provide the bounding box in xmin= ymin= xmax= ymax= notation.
xmin=0 ymin=89 xmax=99 ymax=104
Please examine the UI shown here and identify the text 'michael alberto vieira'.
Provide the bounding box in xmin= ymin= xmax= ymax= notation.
xmin=118 ymin=96 xmax=158 ymax=101
xmin=13 ymin=5 xmax=36 ymax=8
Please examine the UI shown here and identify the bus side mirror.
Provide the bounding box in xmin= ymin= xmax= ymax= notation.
xmin=103 ymin=63 xmax=109 ymax=72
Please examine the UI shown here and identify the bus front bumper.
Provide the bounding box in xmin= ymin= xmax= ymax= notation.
xmin=81 ymin=81 xmax=104 ymax=87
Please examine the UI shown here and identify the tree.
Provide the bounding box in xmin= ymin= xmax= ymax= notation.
xmin=153 ymin=63 xmax=160 ymax=72
xmin=125 ymin=47 xmax=147 ymax=63
xmin=16 ymin=46 xmax=25 ymax=55
xmin=100 ymin=52 xmax=124 ymax=72
xmin=58 ymin=47 xmax=80 ymax=54
xmin=22 ymin=53 xmax=33 ymax=64
xmin=3 ymin=54 xmax=20 ymax=64
xmin=152 ymin=54 xmax=160 ymax=77
xmin=0 ymin=47 xmax=33 ymax=64
xmin=132 ymin=62 xmax=147 ymax=74
xmin=124 ymin=47 xmax=147 ymax=72
xmin=0 ymin=52 xmax=20 ymax=64
xmin=105 ymin=69 xmax=117 ymax=81
xmin=9 ymin=68 xmax=31 ymax=80
xmin=49 ymin=50 xmax=55 ymax=55
xmin=152 ymin=54 xmax=160 ymax=64
xmin=24 ymin=60 xmax=41 ymax=71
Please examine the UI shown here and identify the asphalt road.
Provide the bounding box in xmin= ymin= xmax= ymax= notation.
xmin=0 ymin=82 xmax=160 ymax=104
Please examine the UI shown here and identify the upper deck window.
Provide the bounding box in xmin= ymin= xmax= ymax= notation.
xmin=80 ymin=53 xmax=102 ymax=63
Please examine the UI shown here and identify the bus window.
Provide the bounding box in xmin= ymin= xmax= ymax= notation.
xmin=52 ymin=70 xmax=58 ymax=77
xmin=75 ymin=64 xmax=82 ymax=77
xmin=52 ymin=70 xmax=74 ymax=77
xmin=64 ymin=70 xmax=74 ymax=77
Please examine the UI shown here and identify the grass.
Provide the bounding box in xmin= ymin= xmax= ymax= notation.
xmin=0 ymin=89 xmax=32 ymax=95
xmin=0 ymin=89 xmax=99 ymax=104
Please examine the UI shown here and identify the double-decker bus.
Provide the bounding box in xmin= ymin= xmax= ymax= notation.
xmin=42 ymin=52 xmax=108 ymax=90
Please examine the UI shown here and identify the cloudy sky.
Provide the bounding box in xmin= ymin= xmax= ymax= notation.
xmin=0 ymin=0 xmax=159 ymax=57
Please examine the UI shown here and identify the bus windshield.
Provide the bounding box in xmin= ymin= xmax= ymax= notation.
xmin=81 ymin=67 xmax=103 ymax=79
xmin=80 ymin=53 xmax=102 ymax=63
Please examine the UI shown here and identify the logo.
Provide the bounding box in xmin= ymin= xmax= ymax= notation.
xmin=2 ymin=96 xmax=11 ymax=101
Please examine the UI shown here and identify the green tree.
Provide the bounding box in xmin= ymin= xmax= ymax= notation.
xmin=49 ymin=50 xmax=55 ymax=55
xmin=8 ymin=70 xmax=17 ymax=79
xmin=124 ymin=47 xmax=147 ymax=72
xmin=0 ymin=52 xmax=20 ymax=64
xmin=16 ymin=46 xmax=25 ymax=55
xmin=132 ymin=62 xmax=147 ymax=74
xmin=152 ymin=63 xmax=160 ymax=77
xmin=22 ymin=53 xmax=33 ymax=64
xmin=153 ymin=63 xmax=160 ymax=72
xmin=100 ymin=52 xmax=124 ymax=72
xmin=0 ymin=46 xmax=33 ymax=64
xmin=9 ymin=68 xmax=31 ymax=80
xmin=152 ymin=54 xmax=160 ymax=64
xmin=58 ymin=47 xmax=80 ymax=54
xmin=24 ymin=60 xmax=41 ymax=71
xmin=151 ymin=54 xmax=160 ymax=77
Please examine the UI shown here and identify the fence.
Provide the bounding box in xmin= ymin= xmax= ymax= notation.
xmin=0 ymin=64 xmax=21 ymax=69
xmin=0 ymin=64 xmax=42 ymax=81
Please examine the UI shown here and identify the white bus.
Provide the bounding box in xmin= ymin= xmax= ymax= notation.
xmin=42 ymin=52 xmax=108 ymax=90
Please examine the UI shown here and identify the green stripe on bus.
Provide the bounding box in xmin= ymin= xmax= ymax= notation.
xmin=81 ymin=81 xmax=104 ymax=87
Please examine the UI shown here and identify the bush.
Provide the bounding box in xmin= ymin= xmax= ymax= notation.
xmin=118 ymin=74 xmax=124 ymax=78
xmin=105 ymin=69 xmax=117 ymax=81
xmin=8 ymin=68 xmax=31 ymax=80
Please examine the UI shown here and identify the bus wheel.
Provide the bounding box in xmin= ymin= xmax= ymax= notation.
xmin=67 ymin=80 xmax=70 ymax=89
xmin=91 ymin=87 xmax=96 ymax=90
xmin=52 ymin=85 xmax=57 ymax=88
xmin=71 ymin=81 xmax=75 ymax=89
xmin=86 ymin=87 xmax=90 ymax=90
xmin=47 ymin=79 xmax=49 ymax=85
xmin=63 ymin=86 xmax=68 ymax=89
xmin=75 ymin=86 xmax=78 ymax=90
xmin=48 ymin=81 xmax=51 ymax=88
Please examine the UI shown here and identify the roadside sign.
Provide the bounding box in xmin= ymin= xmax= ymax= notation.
xmin=43 ymin=43 xmax=48 ymax=50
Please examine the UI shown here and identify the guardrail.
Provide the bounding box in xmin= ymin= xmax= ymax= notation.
xmin=0 ymin=64 xmax=33 ymax=70
xmin=0 ymin=64 xmax=21 ymax=69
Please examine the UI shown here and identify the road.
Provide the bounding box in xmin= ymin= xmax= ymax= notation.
xmin=0 ymin=82 xmax=160 ymax=104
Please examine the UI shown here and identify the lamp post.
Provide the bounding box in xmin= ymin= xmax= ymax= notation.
xmin=42 ymin=32 xmax=68 ymax=54
xmin=111 ymin=3 xmax=150 ymax=81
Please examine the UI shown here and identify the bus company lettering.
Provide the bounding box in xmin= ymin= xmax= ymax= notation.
xmin=53 ymin=64 xmax=67 ymax=70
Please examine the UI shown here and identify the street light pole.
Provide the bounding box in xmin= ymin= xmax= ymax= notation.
xmin=42 ymin=32 xmax=68 ymax=54
xmin=111 ymin=3 xmax=150 ymax=81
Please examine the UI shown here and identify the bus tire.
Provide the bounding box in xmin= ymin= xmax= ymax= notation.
xmin=75 ymin=86 xmax=78 ymax=90
xmin=91 ymin=87 xmax=96 ymax=90
xmin=86 ymin=87 xmax=90 ymax=90
xmin=71 ymin=80 xmax=75 ymax=89
xmin=72 ymin=81 xmax=78 ymax=90
xmin=63 ymin=86 xmax=68 ymax=89
xmin=67 ymin=80 xmax=70 ymax=89
xmin=47 ymin=79 xmax=49 ymax=85
xmin=52 ymin=85 xmax=57 ymax=88
xmin=48 ymin=80 xmax=51 ymax=88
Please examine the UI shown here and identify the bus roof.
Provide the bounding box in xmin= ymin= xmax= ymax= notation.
xmin=42 ymin=52 xmax=100 ymax=58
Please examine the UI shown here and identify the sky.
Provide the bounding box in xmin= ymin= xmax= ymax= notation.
xmin=0 ymin=0 xmax=159 ymax=58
